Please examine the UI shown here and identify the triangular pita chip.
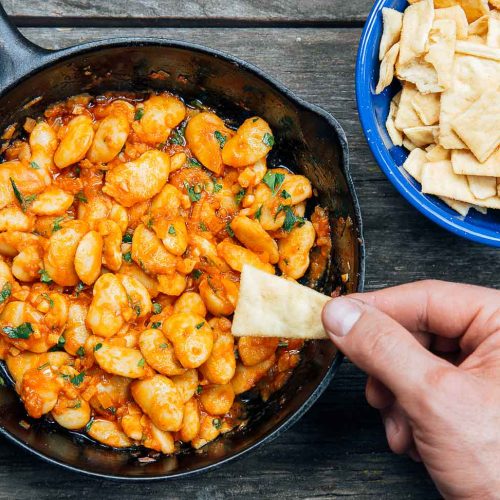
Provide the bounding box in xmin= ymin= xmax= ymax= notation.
xmin=439 ymin=54 xmax=500 ymax=149
xmin=232 ymin=265 xmax=329 ymax=339
xmin=434 ymin=5 xmax=469 ymax=39
xmin=451 ymin=148 xmax=500 ymax=176
xmin=379 ymin=7 xmax=404 ymax=60
xmin=399 ymin=0 xmax=435 ymax=66
xmin=376 ymin=43 xmax=400 ymax=94
xmin=467 ymin=174 xmax=498 ymax=198
xmin=451 ymin=86 xmax=500 ymax=162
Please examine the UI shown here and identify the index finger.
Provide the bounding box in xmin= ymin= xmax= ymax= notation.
xmin=351 ymin=280 xmax=500 ymax=353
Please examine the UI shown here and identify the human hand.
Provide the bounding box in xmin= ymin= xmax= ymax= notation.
xmin=322 ymin=281 xmax=500 ymax=499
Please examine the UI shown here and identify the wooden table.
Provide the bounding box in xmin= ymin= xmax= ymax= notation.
xmin=0 ymin=1 xmax=497 ymax=498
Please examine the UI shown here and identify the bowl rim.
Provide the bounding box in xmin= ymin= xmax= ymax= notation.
xmin=355 ymin=0 xmax=500 ymax=248
xmin=0 ymin=37 xmax=365 ymax=480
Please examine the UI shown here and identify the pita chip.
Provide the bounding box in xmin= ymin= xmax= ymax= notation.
xmin=397 ymin=19 xmax=456 ymax=93
xmin=411 ymin=91 xmax=441 ymax=125
xmin=434 ymin=0 xmax=489 ymax=22
xmin=439 ymin=54 xmax=500 ymax=149
xmin=379 ymin=7 xmax=404 ymax=60
xmin=395 ymin=84 xmax=425 ymax=130
xmin=467 ymin=174 xmax=498 ymax=198
xmin=434 ymin=5 xmax=469 ymax=39
xmin=403 ymin=137 xmax=419 ymax=151
xmin=440 ymin=196 xmax=473 ymax=215
xmin=451 ymin=148 xmax=500 ymax=176
xmin=232 ymin=265 xmax=329 ymax=340
xmin=403 ymin=147 xmax=428 ymax=182
xmin=424 ymin=20 xmax=457 ymax=90
xmin=468 ymin=14 xmax=490 ymax=35
xmin=455 ymin=40 xmax=500 ymax=59
xmin=426 ymin=143 xmax=451 ymax=161
xmin=376 ymin=43 xmax=400 ymax=94
xmin=421 ymin=160 xmax=500 ymax=207
xmin=487 ymin=14 xmax=500 ymax=47
xmin=399 ymin=0 xmax=435 ymax=66
xmin=403 ymin=125 xmax=439 ymax=147
xmin=386 ymin=96 xmax=404 ymax=146
xmin=451 ymin=86 xmax=500 ymax=162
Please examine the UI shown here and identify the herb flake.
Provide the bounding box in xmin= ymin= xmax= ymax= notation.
xmin=262 ymin=132 xmax=275 ymax=147
xmin=3 ymin=322 xmax=33 ymax=339
xmin=262 ymin=171 xmax=285 ymax=195
xmin=0 ymin=282 xmax=11 ymax=304
xmin=214 ymin=130 xmax=227 ymax=148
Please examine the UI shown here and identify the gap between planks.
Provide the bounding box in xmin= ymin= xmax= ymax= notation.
xmin=9 ymin=15 xmax=365 ymax=29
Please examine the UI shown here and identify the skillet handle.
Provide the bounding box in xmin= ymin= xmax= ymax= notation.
xmin=0 ymin=3 xmax=52 ymax=89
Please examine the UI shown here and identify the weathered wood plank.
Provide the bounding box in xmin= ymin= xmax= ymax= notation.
xmin=3 ymin=0 xmax=371 ymax=25
xmin=0 ymin=26 xmax=495 ymax=499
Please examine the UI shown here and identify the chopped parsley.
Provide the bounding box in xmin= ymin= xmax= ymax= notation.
xmin=195 ymin=321 xmax=205 ymax=330
xmin=196 ymin=385 xmax=203 ymax=394
xmin=137 ymin=358 xmax=145 ymax=368
xmin=213 ymin=182 xmax=223 ymax=193
xmin=188 ymin=157 xmax=202 ymax=168
xmin=29 ymin=161 xmax=40 ymax=170
xmin=214 ymin=130 xmax=227 ymax=148
xmin=75 ymin=282 xmax=85 ymax=296
xmin=39 ymin=269 xmax=52 ymax=283
xmin=70 ymin=400 xmax=82 ymax=409
xmin=0 ymin=376 xmax=4 ymax=387
xmin=134 ymin=108 xmax=144 ymax=121
xmin=184 ymin=181 xmax=202 ymax=202
xmin=152 ymin=322 xmax=162 ymax=329
xmin=0 ymin=282 xmax=11 ymax=304
xmin=147 ymin=218 xmax=153 ymax=228
xmin=159 ymin=342 xmax=168 ymax=349
xmin=123 ymin=251 xmax=132 ymax=263
xmin=262 ymin=171 xmax=285 ymax=195
xmin=191 ymin=269 xmax=202 ymax=280
xmin=122 ymin=232 xmax=133 ymax=243
xmin=52 ymin=216 xmax=64 ymax=232
xmin=212 ymin=418 xmax=222 ymax=430
xmin=37 ymin=362 xmax=50 ymax=371
xmin=169 ymin=124 xmax=186 ymax=146
xmin=189 ymin=99 xmax=204 ymax=109
xmin=199 ymin=221 xmax=208 ymax=232
xmin=153 ymin=302 xmax=162 ymax=315
xmin=75 ymin=191 xmax=88 ymax=203
xmin=252 ymin=117 xmax=259 ymax=123
xmin=226 ymin=222 xmax=235 ymax=237
xmin=276 ymin=205 xmax=306 ymax=232
xmin=278 ymin=340 xmax=289 ymax=348
xmin=235 ymin=188 xmax=246 ymax=205
xmin=55 ymin=335 xmax=66 ymax=349
xmin=255 ymin=205 xmax=263 ymax=221
xmin=42 ymin=293 xmax=54 ymax=308
xmin=168 ymin=225 xmax=176 ymax=235
xmin=134 ymin=304 xmax=141 ymax=316
xmin=107 ymin=406 xmax=116 ymax=415
xmin=94 ymin=343 xmax=103 ymax=352
xmin=76 ymin=346 xmax=85 ymax=357
xmin=10 ymin=178 xmax=36 ymax=211
xmin=280 ymin=190 xmax=291 ymax=199
xmin=262 ymin=132 xmax=275 ymax=147
xmin=70 ymin=372 xmax=85 ymax=387
xmin=85 ymin=417 xmax=94 ymax=433
xmin=3 ymin=322 xmax=33 ymax=339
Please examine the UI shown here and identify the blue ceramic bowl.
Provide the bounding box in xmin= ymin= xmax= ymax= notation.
xmin=356 ymin=0 xmax=500 ymax=247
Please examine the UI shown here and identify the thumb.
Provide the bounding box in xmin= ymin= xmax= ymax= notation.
xmin=322 ymin=296 xmax=446 ymax=404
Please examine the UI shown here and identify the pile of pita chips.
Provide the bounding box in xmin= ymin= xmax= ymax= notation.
xmin=232 ymin=265 xmax=330 ymax=340
xmin=376 ymin=0 xmax=500 ymax=216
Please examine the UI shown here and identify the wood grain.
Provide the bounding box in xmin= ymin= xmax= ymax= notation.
xmin=3 ymin=1 xmax=370 ymax=25
xmin=0 ymin=23 xmax=496 ymax=499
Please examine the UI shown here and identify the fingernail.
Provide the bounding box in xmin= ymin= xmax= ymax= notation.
xmin=323 ymin=297 xmax=363 ymax=337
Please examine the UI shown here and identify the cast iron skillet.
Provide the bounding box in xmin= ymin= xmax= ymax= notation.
xmin=0 ymin=4 xmax=365 ymax=480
